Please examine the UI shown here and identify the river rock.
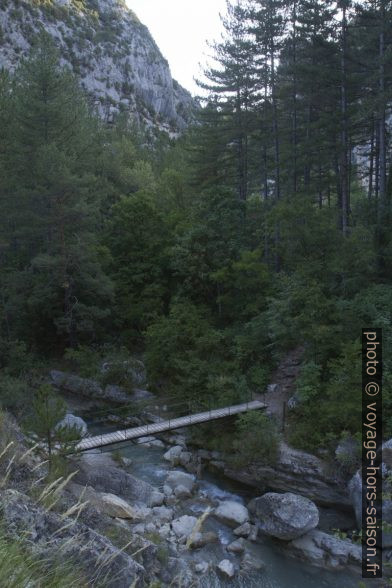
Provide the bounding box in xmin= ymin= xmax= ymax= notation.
xmin=150 ymin=491 xmax=165 ymax=507
xmin=194 ymin=561 xmax=209 ymax=573
xmin=217 ymin=559 xmax=236 ymax=578
xmin=132 ymin=523 xmax=146 ymax=535
xmin=167 ymin=434 xmax=187 ymax=448
xmin=251 ymin=492 xmax=319 ymax=540
xmin=163 ymin=445 xmax=183 ymax=465
xmin=163 ymin=484 xmax=173 ymax=497
xmin=165 ymin=470 xmax=195 ymax=493
xmin=233 ymin=522 xmax=252 ymax=537
xmin=56 ymin=413 xmax=87 ymax=436
xmin=152 ymin=506 xmax=174 ymax=523
xmin=234 ymin=522 xmax=258 ymax=542
xmin=288 ymin=529 xmax=361 ymax=569
xmin=145 ymin=522 xmax=156 ymax=533
xmin=214 ymin=501 xmax=249 ymax=527
xmin=171 ymin=515 xmax=198 ymax=538
xmin=227 ymin=538 xmax=245 ymax=554
xmin=158 ymin=522 xmax=171 ymax=539
xmin=241 ymin=552 xmax=266 ymax=572
xmin=248 ymin=524 xmax=258 ymax=542
xmin=136 ymin=436 xmax=165 ymax=448
xmin=174 ymin=484 xmax=192 ymax=499
xmin=223 ymin=441 xmax=351 ymax=509
xmin=189 ymin=531 xmax=218 ymax=549
xmin=179 ymin=451 xmax=193 ymax=466
xmin=98 ymin=493 xmax=142 ymax=520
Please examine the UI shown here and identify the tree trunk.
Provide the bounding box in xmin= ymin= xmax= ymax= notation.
xmin=340 ymin=3 xmax=349 ymax=236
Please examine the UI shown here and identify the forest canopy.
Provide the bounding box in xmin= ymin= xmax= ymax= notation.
xmin=0 ymin=0 xmax=392 ymax=456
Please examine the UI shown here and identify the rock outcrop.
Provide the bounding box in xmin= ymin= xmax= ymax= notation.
xmin=0 ymin=488 xmax=146 ymax=587
xmin=50 ymin=369 xmax=130 ymax=403
xmin=222 ymin=442 xmax=351 ymax=509
xmin=287 ymin=529 xmax=362 ymax=570
xmin=74 ymin=453 xmax=164 ymax=507
xmin=349 ymin=439 xmax=392 ymax=548
xmin=0 ymin=0 xmax=195 ymax=134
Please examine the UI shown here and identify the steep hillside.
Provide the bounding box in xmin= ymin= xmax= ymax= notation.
xmin=0 ymin=0 xmax=195 ymax=134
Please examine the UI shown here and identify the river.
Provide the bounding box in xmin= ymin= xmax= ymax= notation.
xmin=86 ymin=423 xmax=365 ymax=588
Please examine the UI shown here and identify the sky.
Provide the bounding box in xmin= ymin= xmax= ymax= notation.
xmin=126 ymin=0 xmax=228 ymax=95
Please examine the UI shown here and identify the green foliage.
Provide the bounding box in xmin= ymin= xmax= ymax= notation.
xmin=295 ymin=362 xmax=322 ymax=404
xmin=1 ymin=3 xmax=392 ymax=467
xmin=106 ymin=192 xmax=170 ymax=341
xmin=0 ymin=36 xmax=113 ymax=350
xmin=26 ymin=384 xmax=81 ymax=473
xmin=64 ymin=345 xmax=102 ymax=379
xmin=0 ymin=376 xmax=30 ymax=417
xmin=64 ymin=344 xmax=143 ymax=392
xmin=146 ymin=301 xmax=226 ymax=404
xmin=232 ymin=412 xmax=281 ymax=466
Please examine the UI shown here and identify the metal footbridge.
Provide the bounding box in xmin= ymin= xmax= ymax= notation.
xmin=76 ymin=399 xmax=266 ymax=452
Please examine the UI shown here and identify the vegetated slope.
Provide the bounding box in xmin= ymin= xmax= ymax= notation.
xmin=0 ymin=0 xmax=195 ymax=135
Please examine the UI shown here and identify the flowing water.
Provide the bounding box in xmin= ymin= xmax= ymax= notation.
xmin=86 ymin=424 xmax=371 ymax=588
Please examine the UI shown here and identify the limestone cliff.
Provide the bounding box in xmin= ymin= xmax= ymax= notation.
xmin=0 ymin=0 xmax=195 ymax=134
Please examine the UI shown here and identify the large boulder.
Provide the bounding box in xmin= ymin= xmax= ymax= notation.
xmin=74 ymin=453 xmax=164 ymax=507
xmin=214 ymin=501 xmax=249 ymax=528
xmin=56 ymin=413 xmax=87 ymax=436
xmin=288 ymin=529 xmax=361 ymax=569
xmin=251 ymin=492 xmax=319 ymax=540
xmin=165 ymin=470 xmax=195 ymax=493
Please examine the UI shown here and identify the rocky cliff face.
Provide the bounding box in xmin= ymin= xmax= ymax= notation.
xmin=0 ymin=0 xmax=195 ymax=134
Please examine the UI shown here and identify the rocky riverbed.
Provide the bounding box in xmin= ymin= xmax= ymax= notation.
xmin=68 ymin=415 xmax=377 ymax=588
xmin=1 ymin=404 xmax=388 ymax=587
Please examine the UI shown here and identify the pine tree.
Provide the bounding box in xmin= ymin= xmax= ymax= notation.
xmin=198 ymin=1 xmax=256 ymax=201
xmin=1 ymin=36 xmax=113 ymax=349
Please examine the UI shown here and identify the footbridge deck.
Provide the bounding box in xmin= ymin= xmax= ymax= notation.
xmin=76 ymin=400 xmax=266 ymax=452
